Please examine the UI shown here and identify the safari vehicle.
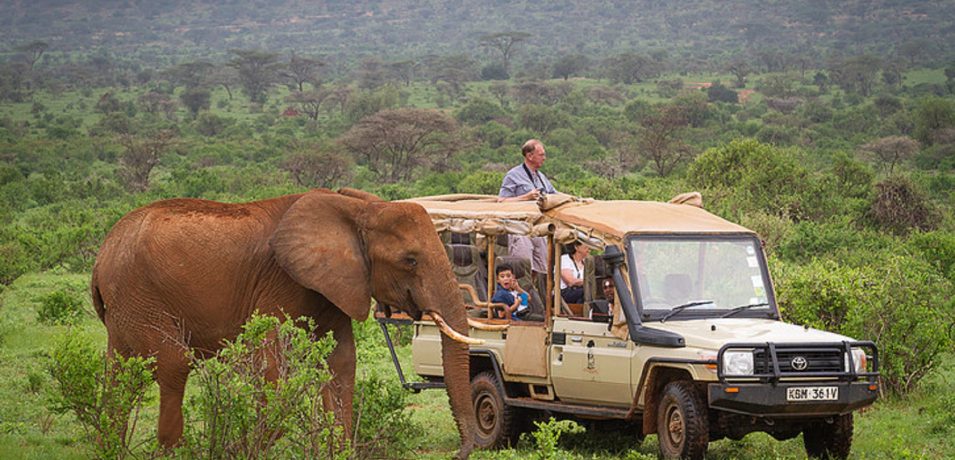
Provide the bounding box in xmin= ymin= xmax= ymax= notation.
xmin=376 ymin=193 xmax=879 ymax=460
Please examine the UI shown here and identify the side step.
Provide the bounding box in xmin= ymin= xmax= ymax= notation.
xmin=505 ymin=396 xmax=635 ymax=419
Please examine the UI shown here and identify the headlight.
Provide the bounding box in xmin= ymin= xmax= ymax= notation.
xmin=723 ymin=351 xmax=754 ymax=375
xmin=845 ymin=348 xmax=867 ymax=373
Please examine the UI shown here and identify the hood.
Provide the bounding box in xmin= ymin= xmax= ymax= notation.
xmin=650 ymin=318 xmax=855 ymax=351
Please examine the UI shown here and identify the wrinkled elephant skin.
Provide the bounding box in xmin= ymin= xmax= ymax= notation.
xmin=91 ymin=189 xmax=476 ymax=458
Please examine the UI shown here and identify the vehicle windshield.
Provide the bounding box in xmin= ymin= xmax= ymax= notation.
xmin=627 ymin=235 xmax=776 ymax=321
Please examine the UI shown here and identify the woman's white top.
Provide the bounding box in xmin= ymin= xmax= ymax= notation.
xmin=560 ymin=254 xmax=583 ymax=289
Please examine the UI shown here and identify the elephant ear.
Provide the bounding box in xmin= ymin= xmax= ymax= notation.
xmin=270 ymin=192 xmax=372 ymax=321
xmin=338 ymin=187 xmax=382 ymax=202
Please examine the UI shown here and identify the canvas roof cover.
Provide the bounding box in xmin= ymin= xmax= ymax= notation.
xmin=405 ymin=194 xmax=755 ymax=240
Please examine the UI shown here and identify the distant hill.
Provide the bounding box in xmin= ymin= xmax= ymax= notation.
xmin=2 ymin=0 xmax=954 ymax=67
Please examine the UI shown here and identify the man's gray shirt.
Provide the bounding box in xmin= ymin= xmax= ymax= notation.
xmin=498 ymin=164 xmax=557 ymax=198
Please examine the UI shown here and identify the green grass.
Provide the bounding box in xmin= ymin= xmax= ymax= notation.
xmin=903 ymin=68 xmax=947 ymax=87
xmin=2 ymin=271 xmax=953 ymax=458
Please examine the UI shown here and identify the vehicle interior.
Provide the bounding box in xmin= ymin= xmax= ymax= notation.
xmin=440 ymin=230 xmax=614 ymax=324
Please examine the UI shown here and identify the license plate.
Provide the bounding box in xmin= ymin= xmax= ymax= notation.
xmin=787 ymin=386 xmax=839 ymax=402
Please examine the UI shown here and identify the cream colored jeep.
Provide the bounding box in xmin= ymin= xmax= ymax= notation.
xmin=377 ymin=193 xmax=879 ymax=460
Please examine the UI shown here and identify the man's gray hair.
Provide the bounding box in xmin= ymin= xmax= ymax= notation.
xmin=521 ymin=139 xmax=541 ymax=156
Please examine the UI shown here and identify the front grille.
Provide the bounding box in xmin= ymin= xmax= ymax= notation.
xmin=754 ymin=347 xmax=844 ymax=374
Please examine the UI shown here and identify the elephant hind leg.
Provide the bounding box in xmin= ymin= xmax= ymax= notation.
xmin=155 ymin=345 xmax=191 ymax=448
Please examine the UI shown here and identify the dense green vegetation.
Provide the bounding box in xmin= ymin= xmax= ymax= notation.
xmin=1 ymin=1 xmax=954 ymax=458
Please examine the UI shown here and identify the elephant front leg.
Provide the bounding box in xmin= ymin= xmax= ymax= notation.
xmin=324 ymin=322 xmax=356 ymax=441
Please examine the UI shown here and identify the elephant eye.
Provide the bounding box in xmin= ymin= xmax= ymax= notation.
xmin=404 ymin=256 xmax=418 ymax=268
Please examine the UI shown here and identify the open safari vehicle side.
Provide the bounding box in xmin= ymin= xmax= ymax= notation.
xmin=376 ymin=192 xmax=879 ymax=460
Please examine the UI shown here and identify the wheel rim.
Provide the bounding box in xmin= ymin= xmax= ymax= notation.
xmin=664 ymin=402 xmax=685 ymax=447
xmin=475 ymin=392 xmax=498 ymax=434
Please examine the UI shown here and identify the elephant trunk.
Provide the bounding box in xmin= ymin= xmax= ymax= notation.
xmin=439 ymin=310 xmax=476 ymax=460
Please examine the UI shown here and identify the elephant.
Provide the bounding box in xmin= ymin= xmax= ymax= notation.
xmin=91 ymin=188 xmax=477 ymax=459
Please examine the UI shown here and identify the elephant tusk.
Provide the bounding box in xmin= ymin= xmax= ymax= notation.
xmin=468 ymin=318 xmax=509 ymax=331
xmin=431 ymin=312 xmax=484 ymax=345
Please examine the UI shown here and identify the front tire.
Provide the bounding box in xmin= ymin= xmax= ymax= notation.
xmin=803 ymin=413 xmax=853 ymax=460
xmin=656 ymin=381 xmax=708 ymax=460
xmin=471 ymin=372 xmax=518 ymax=449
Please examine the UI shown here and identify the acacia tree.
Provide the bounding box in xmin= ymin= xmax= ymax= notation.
xmin=479 ymin=32 xmax=531 ymax=74
xmin=117 ymin=129 xmax=177 ymax=192
xmin=281 ymin=147 xmax=354 ymax=189
xmin=829 ymin=55 xmax=882 ymax=97
xmin=285 ymin=89 xmax=331 ymax=120
xmin=726 ymin=58 xmax=751 ymax=88
xmin=638 ymin=104 xmax=692 ymax=176
xmin=552 ymin=54 xmax=589 ymax=80
xmin=228 ymin=50 xmax=280 ymax=104
xmin=281 ymin=53 xmax=324 ymax=92
xmin=166 ymin=61 xmax=213 ymax=89
xmin=859 ymin=136 xmax=920 ymax=173
xmin=207 ymin=65 xmax=238 ymax=100
xmin=339 ymin=109 xmax=462 ymax=182
xmin=15 ymin=40 xmax=49 ymax=70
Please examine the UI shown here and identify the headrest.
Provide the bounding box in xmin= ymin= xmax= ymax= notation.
xmin=447 ymin=244 xmax=478 ymax=267
xmin=450 ymin=232 xmax=471 ymax=245
xmin=496 ymin=234 xmax=508 ymax=247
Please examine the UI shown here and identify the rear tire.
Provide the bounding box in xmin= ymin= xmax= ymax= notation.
xmin=656 ymin=381 xmax=708 ymax=460
xmin=803 ymin=413 xmax=853 ymax=460
xmin=471 ymin=372 xmax=519 ymax=449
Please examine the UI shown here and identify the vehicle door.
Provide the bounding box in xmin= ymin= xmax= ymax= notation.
xmin=549 ymin=316 xmax=633 ymax=406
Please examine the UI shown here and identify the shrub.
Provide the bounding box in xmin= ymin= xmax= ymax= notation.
xmin=774 ymin=254 xmax=954 ymax=395
xmin=351 ymin=372 xmax=422 ymax=459
xmin=457 ymin=170 xmax=504 ymax=195
xmin=36 ymin=290 xmax=86 ymax=325
xmin=525 ymin=418 xmax=585 ymax=460
xmin=775 ymin=219 xmax=892 ymax=264
xmin=687 ymin=138 xmax=814 ymax=219
xmin=179 ymin=314 xmax=353 ymax=459
xmin=866 ymin=175 xmax=939 ymax=235
xmin=457 ymin=98 xmax=506 ymax=125
xmin=906 ymin=230 xmax=955 ymax=282
xmin=47 ymin=331 xmax=155 ymax=459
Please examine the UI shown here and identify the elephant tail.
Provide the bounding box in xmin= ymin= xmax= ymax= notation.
xmin=91 ymin=271 xmax=106 ymax=323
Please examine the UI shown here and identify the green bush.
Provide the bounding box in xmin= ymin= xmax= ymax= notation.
xmin=179 ymin=314 xmax=347 ymax=459
xmin=47 ymin=331 xmax=155 ymax=459
xmin=687 ymin=138 xmax=815 ymax=219
xmin=906 ymin=230 xmax=955 ymax=282
xmin=775 ymin=219 xmax=893 ymax=264
xmin=351 ymin=371 xmax=422 ymax=459
xmin=457 ymin=170 xmax=505 ymax=195
xmin=774 ymin=254 xmax=954 ymax=395
xmin=525 ymin=418 xmax=585 ymax=460
xmin=36 ymin=290 xmax=85 ymax=325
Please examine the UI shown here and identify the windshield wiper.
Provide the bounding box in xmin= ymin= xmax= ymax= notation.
xmin=660 ymin=300 xmax=714 ymax=322
xmin=720 ymin=302 xmax=770 ymax=318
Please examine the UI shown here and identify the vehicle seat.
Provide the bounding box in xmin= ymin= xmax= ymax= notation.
xmin=495 ymin=256 xmax=544 ymax=321
xmin=664 ymin=273 xmax=692 ymax=305
xmin=583 ymin=255 xmax=609 ymax=303
xmin=494 ymin=234 xmax=509 ymax=257
xmin=449 ymin=232 xmax=473 ymax=245
xmin=446 ymin=244 xmax=488 ymax=304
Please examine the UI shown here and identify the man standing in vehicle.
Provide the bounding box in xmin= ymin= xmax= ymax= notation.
xmin=497 ymin=139 xmax=557 ymax=276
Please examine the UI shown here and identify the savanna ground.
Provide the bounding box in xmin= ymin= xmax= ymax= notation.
xmin=1 ymin=271 xmax=952 ymax=459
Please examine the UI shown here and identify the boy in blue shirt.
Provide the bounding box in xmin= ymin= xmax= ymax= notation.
xmin=490 ymin=264 xmax=529 ymax=320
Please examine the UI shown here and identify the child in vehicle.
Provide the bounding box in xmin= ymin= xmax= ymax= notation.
xmin=491 ymin=264 xmax=529 ymax=320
